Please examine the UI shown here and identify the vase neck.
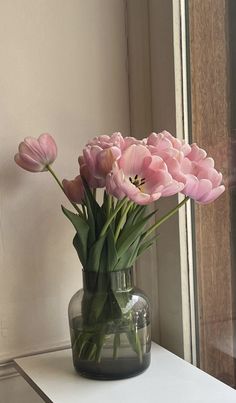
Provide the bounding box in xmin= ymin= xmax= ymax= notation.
xmin=82 ymin=268 xmax=133 ymax=293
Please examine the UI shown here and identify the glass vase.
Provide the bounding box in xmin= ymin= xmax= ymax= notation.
xmin=68 ymin=268 xmax=151 ymax=380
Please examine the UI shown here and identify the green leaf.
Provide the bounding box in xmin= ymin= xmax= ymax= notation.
xmin=126 ymin=236 xmax=142 ymax=267
xmin=61 ymin=206 xmax=89 ymax=267
xmin=123 ymin=205 xmax=145 ymax=229
xmin=82 ymin=291 xmax=108 ymax=324
xmin=99 ymin=197 xmax=127 ymax=238
xmin=132 ymin=205 xmax=147 ymax=224
xmin=87 ymin=236 xmax=107 ymax=272
xmin=102 ymin=191 xmax=109 ymax=216
xmin=126 ymin=329 xmax=143 ymax=363
xmin=137 ymin=233 xmax=160 ymax=257
xmin=97 ymin=228 xmax=118 ymax=272
xmin=82 ymin=178 xmax=105 ymax=236
xmin=137 ymin=241 xmax=153 ymax=256
xmin=114 ymin=237 xmax=141 ymax=271
xmin=116 ymin=205 xmax=146 ymax=243
xmin=116 ymin=209 xmax=157 ymax=258
xmin=114 ymin=205 xmax=123 ymax=228
xmin=106 ymin=228 xmax=118 ymax=271
xmin=83 ymin=189 xmax=96 ymax=247
xmin=98 ymin=238 xmax=108 ymax=272
xmin=73 ymin=233 xmax=87 ymax=267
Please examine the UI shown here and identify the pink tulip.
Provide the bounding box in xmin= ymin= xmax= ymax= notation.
xmin=79 ymin=155 xmax=104 ymax=188
xmin=87 ymin=132 xmax=125 ymax=150
xmin=87 ymin=132 xmax=147 ymax=151
xmin=84 ymin=146 xmax=121 ymax=179
xmin=147 ymin=132 xmax=225 ymax=204
xmin=166 ymin=143 xmax=225 ymax=204
xmin=186 ymin=143 xmax=207 ymax=162
xmin=81 ymin=133 xmax=124 ymax=187
xmin=106 ymin=173 xmax=126 ymax=200
xmin=147 ymin=131 xmax=189 ymax=184
xmin=147 ymin=131 xmax=191 ymax=158
xmin=123 ymin=136 xmax=147 ymax=149
xmin=62 ymin=175 xmax=84 ymax=204
xmin=106 ymin=144 xmax=184 ymax=205
xmin=181 ymin=150 xmax=225 ymax=204
xmin=81 ymin=133 xmax=149 ymax=188
xmin=14 ymin=133 xmax=57 ymax=172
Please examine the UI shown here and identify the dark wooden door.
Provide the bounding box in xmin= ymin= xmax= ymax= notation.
xmin=187 ymin=0 xmax=236 ymax=387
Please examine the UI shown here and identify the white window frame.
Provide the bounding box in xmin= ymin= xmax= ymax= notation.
xmin=126 ymin=0 xmax=196 ymax=364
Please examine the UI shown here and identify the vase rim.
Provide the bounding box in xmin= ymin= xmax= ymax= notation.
xmin=82 ymin=267 xmax=133 ymax=274
xmin=82 ymin=267 xmax=134 ymax=292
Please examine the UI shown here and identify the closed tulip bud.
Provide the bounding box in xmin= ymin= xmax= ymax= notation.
xmin=62 ymin=175 xmax=84 ymax=204
xmin=14 ymin=133 xmax=57 ymax=172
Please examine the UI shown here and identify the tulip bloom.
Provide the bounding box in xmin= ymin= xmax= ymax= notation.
xmin=14 ymin=133 xmax=57 ymax=172
xmin=147 ymin=131 xmax=191 ymax=159
xmin=79 ymin=155 xmax=108 ymax=189
xmin=81 ymin=133 xmax=150 ymax=188
xmin=87 ymin=132 xmax=125 ymax=149
xmin=83 ymin=146 xmax=121 ymax=182
xmin=162 ymin=142 xmax=225 ymax=204
xmin=180 ymin=146 xmax=225 ymax=204
xmin=106 ymin=144 xmax=184 ymax=205
xmin=147 ymin=132 xmax=225 ymax=204
xmin=87 ymin=132 xmax=147 ymax=151
xmin=81 ymin=133 xmax=123 ymax=187
xmin=62 ymin=175 xmax=84 ymax=204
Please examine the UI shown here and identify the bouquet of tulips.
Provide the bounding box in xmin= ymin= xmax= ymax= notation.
xmin=14 ymin=131 xmax=225 ymax=272
xmin=15 ymin=131 xmax=225 ymax=365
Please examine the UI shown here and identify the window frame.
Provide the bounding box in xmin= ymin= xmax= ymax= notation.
xmin=126 ymin=0 xmax=196 ymax=364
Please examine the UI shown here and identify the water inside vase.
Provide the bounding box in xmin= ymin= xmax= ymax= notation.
xmin=70 ymin=316 xmax=151 ymax=380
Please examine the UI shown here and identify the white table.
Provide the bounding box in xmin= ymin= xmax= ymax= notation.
xmin=14 ymin=343 xmax=236 ymax=403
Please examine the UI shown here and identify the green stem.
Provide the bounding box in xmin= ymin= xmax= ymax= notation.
xmin=92 ymin=188 xmax=97 ymax=200
xmin=113 ymin=333 xmax=120 ymax=359
xmin=100 ymin=197 xmax=127 ymax=238
xmin=111 ymin=196 xmax=115 ymax=211
xmin=47 ymin=165 xmax=83 ymax=216
xmin=114 ymin=201 xmax=132 ymax=242
xmin=143 ymin=196 xmax=189 ymax=240
xmin=107 ymin=194 xmax=112 ymax=217
xmin=82 ymin=204 xmax=87 ymax=219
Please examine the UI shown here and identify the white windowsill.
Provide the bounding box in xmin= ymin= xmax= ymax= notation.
xmin=14 ymin=343 xmax=236 ymax=403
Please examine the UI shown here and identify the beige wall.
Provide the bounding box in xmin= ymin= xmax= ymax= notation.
xmin=0 ymin=0 xmax=190 ymax=399
xmin=0 ymin=0 xmax=129 ymax=365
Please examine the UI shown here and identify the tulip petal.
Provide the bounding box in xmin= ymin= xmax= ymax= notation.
xmin=96 ymin=146 xmax=121 ymax=178
xmin=144 ymin=155 xmax=167 ymax=173
xmin=38 ymin=133 xmax=57 ymax=164
xmin=182 ymin=175 xmax=199 ymax=197
xmin=23 ymin=137 xmax=47 ymax=160
xmin=198 ymin=168 xmax=222 ymax=187
xmin=143 ymin=170 xmax=171 ymax=193
xmin=14 ymin=153 xmax=44 ymax=172
xmin=161 ymin=180 xmax=185 ymax=196
xmin=119 ymin=145 xmax=150 ymax=176
xmin=62 ymin=175 xmax=84 ymax=204
xmin=106 ymin=173 xmax=126 ymax=199
xmin=198 ymin=185 xmax=225 ymax=204
xmin=187 ymin=143 xmax=207 ymax=161
xmin=131 ymin=191 xmax=161 ymax=205
xmin=15 ymin=133 xmax=57 ymax=173
xmin=19 ymin=139 xmax=45 ymax=164
xmin=113 ymin=168 xmax=139 ymax=198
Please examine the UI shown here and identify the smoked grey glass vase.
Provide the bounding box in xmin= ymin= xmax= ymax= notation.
xmin=68 ymin=268 xmax=151 ymax=380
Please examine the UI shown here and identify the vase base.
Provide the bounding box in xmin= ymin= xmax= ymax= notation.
xmin=73 ymin=353 xmax=151 ymax=380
